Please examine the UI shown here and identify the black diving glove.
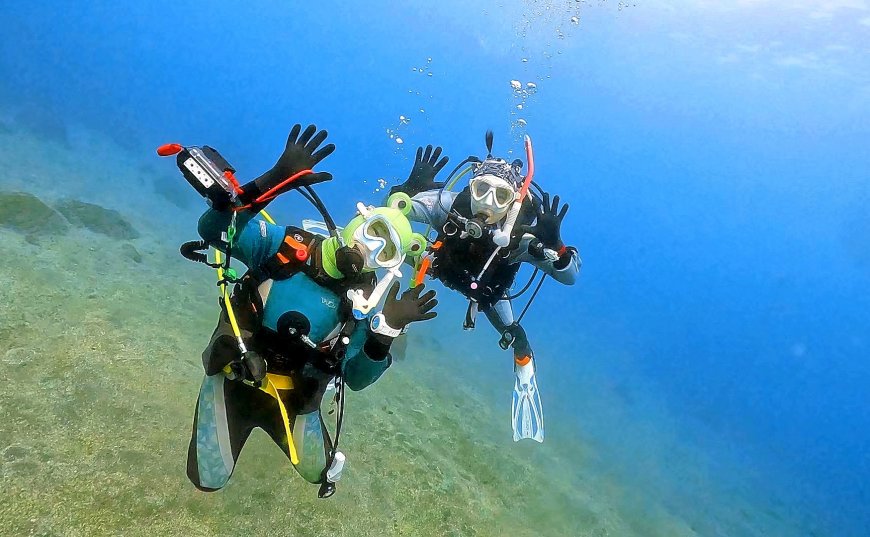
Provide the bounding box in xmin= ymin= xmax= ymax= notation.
xmin=239 ymin=123 xmax=336 ymax=207
xmin=380 ymin=282 xmax=438 ymax=335
xmin=518 ymin=192 xmax=569 ymax=250
xmin=389 ymin=145 xmax=449 ymax=197
xmin=365 ymin=282 xmax=438 ymax=359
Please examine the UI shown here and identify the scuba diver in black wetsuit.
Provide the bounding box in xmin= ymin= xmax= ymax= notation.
xmin=158 ymin=124 xmax=436 ymax=498
xmin=385 ymin=133 xmax=581 ymax=443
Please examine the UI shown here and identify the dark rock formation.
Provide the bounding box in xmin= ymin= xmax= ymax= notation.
xmin=0 ymin=191 xmax=70 ymax=237
xmin=54 ymin=199 xmax=140 ymax=240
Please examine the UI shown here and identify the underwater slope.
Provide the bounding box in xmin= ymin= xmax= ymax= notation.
xmin=0 ymin=124 xmax=826 ymax=536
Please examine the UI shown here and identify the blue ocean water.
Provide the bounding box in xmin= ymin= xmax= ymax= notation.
xmin=2 ymin=1 xmax=869 ymax=535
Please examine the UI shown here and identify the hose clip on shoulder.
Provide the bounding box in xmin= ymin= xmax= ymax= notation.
xmin=217 ymin=267 xmax=239 ymax=286
xmin=227 ymin=210 xmax=238 ymax=245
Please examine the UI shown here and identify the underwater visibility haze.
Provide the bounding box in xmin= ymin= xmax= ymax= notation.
xmin=1 ymin=1 xmax=869 ymax=536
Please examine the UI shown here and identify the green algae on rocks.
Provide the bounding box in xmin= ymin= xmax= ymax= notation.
xmin=0 ymin=191 xmax=70 ymax=236
xmin=54 ymin=199 xmax=140 ymax=240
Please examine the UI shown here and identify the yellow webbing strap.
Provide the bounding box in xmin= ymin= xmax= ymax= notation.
xmin=260 ymin=374 xmax=299 ymax=465
xmin=215 ymin=367 xmax=301 ymax=466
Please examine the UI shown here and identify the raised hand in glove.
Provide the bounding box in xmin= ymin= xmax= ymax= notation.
xmin=390 ymin=145 xmax=449 ymax=197
xmin=518 ymin=192 xmax=569 ymax=250
xmin=379 ymin=282 xmax=438 ymax=335
xmin=240 ymin=124 xmax=336 ymax=207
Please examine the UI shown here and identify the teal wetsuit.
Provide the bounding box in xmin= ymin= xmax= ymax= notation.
xmin=186 ymin=208 xmax=391 ymax=491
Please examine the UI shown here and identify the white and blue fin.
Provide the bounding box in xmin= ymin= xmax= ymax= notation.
xmin=511 ymin=357 xmax=544 ymax=443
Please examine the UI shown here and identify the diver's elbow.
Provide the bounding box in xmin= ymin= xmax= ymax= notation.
xmin=197 ymin=210 xmax=224 ymax=244
xmin=344 ymin=377 xmax=374 ymax=392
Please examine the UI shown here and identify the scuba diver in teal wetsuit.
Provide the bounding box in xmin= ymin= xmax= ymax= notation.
xmin=385 ymin=133 xmax=580 ymax=443
xmin=158 ymin=124 xmax=436 ymax=498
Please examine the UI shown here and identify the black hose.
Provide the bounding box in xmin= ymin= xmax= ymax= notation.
xmin=437 ymin=156 xmax=479 ymax=216
xmin=302 ymin=185 xmax=338 ymax=233
xmin=505 ymin=268 xmax=539 ymax=300
xmin=180 ymin=240 xmax=209 ymax=264
xmin=517 ymin=273 xmax=546 ymax=325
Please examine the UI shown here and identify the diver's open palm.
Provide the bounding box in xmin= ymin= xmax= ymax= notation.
xmin=519 ymin=192 xmax=568 ymax=250
xmin=399 ymin=145 xmax=450 ymax=196
xmin=382 ymin=282 xmax=438 ymax=329
xmin=271 ymin=123 xmax=335 ymax=185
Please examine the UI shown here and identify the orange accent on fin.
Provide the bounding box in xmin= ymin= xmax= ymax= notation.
xmin=276 ymin=252 xmax=289 ymax=264
xmin=514 ymin=354 xmax=532 ymax=367
xmin=432 ymin=241 xmax=443 ymax=250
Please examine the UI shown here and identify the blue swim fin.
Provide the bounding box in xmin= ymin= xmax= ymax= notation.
xmin=511 ymin=356 xmax=544 ymax=442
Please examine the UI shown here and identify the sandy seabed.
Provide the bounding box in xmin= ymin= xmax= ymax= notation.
xmin=0 ymin=121 xmax=823 ymax=536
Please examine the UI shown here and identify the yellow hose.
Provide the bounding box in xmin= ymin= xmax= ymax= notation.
xmin=214 ymin=228 xmax=300 ymax=465
xmin=214 ymin=249 xmax=244 ymax=341
xmin=259 ymin=210 xmax=276 ymax=225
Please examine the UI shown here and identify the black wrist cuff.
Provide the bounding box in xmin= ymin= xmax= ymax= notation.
xmin=238 ymin=180 xmax=264 ymax=206
xmin=364 ymin=334 xmax=392 ymax=361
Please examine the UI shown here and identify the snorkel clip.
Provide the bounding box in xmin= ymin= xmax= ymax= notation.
xmin=348 ymin=265 xmax=403 ymax=320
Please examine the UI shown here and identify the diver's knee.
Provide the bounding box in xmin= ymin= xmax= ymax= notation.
xmin=293 ymin=459 xmax=327 ymax=484
xmin=190 ymin=480 xmax=223 ymax=493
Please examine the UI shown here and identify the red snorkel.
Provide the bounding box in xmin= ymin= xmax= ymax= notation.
xmin=492 ymin=134 xmax=535 ymax=247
